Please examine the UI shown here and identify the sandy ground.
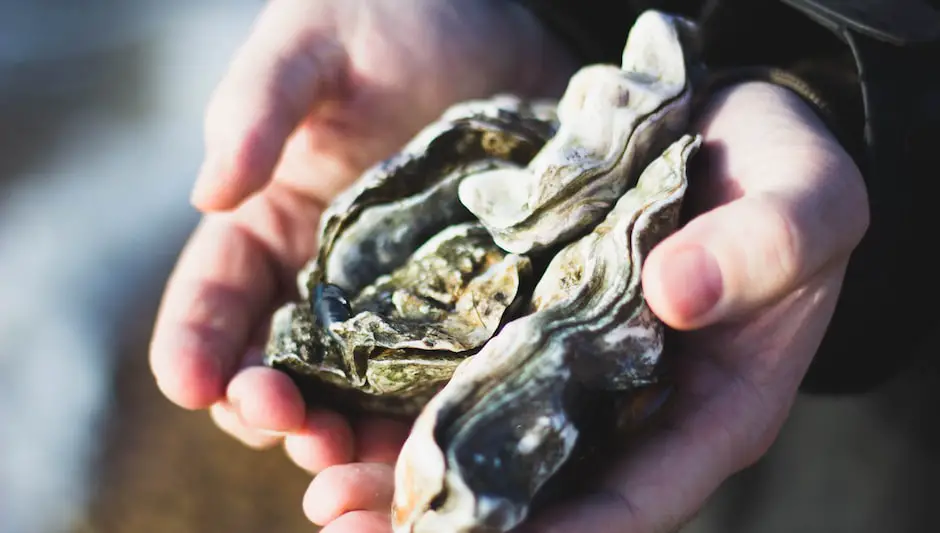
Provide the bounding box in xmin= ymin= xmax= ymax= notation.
xmin=1 ymin=2 xmax=937 ymax=533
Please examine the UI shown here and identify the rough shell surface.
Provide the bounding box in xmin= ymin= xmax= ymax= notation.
xmin=392 ymin=134 xmax=701 ymax=533
xmin=265 ymin=97 xmax=556 ymax=417
xmin=309 ymin=96 xmax=557 ymax=296
xmin=457 ymin=10 xmax=698 ymax=254
xmin=260 ymin=9 xmax=703 ymax=533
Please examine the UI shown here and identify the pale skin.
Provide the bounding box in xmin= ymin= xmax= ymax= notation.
xmin=149 ymin=1 xmax=870 ymax=532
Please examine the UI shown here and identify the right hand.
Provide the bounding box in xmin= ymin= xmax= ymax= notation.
xmin=300 ymin=82 xmax=872 ymax=533
xmin=149 ymin=0 xmax=577 ymax=482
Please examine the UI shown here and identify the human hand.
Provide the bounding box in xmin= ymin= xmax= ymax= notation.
xmin=300 ymin=81 xmax=870 ymax=532
xmin=148 ymin=0 xmax=577 ymax=465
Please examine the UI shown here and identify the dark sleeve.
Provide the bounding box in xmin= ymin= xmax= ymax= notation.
xmin=511 ymin=0 xmax=940 ymax=394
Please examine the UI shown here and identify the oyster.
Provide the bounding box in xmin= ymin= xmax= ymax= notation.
xmin=266 ymin=96 xmax=557 ymax=417
xmin=458 ymin=10 xmax=698 ymax=254
xmin=262 ymin=9 xmax=703 ymax=532
xmin=310 ymin=96 xmax=557 ymax=296
xmin=392 ymin=134 xmax=701 ymax=533
xmin=268 ymin=222 xmax=533 ymax=416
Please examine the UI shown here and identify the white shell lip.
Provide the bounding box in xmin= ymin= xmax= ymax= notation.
xmin=393 ymin=133 xmax=702 ymax=533
xmin=457 ymin=10 xmax=697 ymax=256
xmin=268 ymin=10 xmax=705 ymax=533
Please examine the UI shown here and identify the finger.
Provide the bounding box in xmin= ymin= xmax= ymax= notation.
xmin=150 ymin=217 xmax=277 ymax=409
xmin=643 ymin=189 xmax=860 ymax=330
xmin=192 ymin=0 xmax=346 ymax=210
xmin=151 ymin=184 xmax=322 ymax=410
xmin=209 ymin=402 xmax=283 ymax=450
xmin=226 ymin=365 xmax=306 ymax=431
xmin=642 ymin=82 xmax=869 ymax=330
xmin=354 ymin=417 xmax=412 ymax=465
xmin=304 ymin=463 xmax=395 ymax=526
xmin=284 ymin=410 xmax=356 ymax=473
xmin=642 ymin=82 xmax=868 ymax=330
xmin=319 ymin=510 xmax=392 ymax=533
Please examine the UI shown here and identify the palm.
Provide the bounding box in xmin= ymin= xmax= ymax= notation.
xmin=150 ymin=0 xmax=577 ymax=465
xmin=200 ymin=0 xmax=577 ymax=211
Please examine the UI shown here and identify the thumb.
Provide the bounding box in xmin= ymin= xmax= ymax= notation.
xmin=642 ymin=188 xmax=865 ymax=330
xmin=641 ymin=82 xmax=869 ymax=330
xmin=192 ymin=0 xmax=345 ymax=211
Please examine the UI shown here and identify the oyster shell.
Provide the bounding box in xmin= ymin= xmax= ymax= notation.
xmin=262 ymin=9 xmax=704 ymax=532
xmin=457 ymin=10 xmax=699 ymax=254
xmin=266 ymin=97 xmax=556 ymax=417
xmin=309 ymin=96 xmax=557 ymax=296
xmin=391 ymin=134 xmax=700 ymax=533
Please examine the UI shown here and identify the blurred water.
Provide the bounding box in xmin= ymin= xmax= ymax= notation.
xmin=0 ymin=1 xmax=152 ymax=96
xmin=0 ymin=3 xmax=259 ymax=532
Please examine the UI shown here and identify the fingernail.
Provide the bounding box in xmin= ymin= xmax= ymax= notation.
xmin=659 ymin=245 xmax=723 ymax=322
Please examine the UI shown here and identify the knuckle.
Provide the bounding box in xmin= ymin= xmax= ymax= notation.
xmin=835 ymin=163 xmax=871 ymax=249
xmin=804 ymin=146 xmax=871 ymax=252
xmin=753 ymin=196 xmax=803 ymax=285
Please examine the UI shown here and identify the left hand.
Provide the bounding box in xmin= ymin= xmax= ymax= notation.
xmin=301 ymin=81 xmax=871 ymax=533
xmin=147 ymin=0 xmax=577 ymax=459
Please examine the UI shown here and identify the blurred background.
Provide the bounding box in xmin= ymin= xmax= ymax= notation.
xmin=0 ymin=2 xmax=936 ymax=533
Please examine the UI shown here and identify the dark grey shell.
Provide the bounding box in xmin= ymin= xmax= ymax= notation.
xmin=262 ymin=9 xmax=704 ymax=533
xmin=392 ymin=134 xmax=701 ymax=533
xmin=265 ymin=97 xmax=556 ymax=417
xmin=308 ymin=97 xmax=557 ymax=296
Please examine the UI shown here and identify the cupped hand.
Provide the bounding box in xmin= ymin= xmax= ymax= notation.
xmin=301 ymin=81 xmax=870 ymax=533
xmin=148 ymin=0 xmax=577 ymax=463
